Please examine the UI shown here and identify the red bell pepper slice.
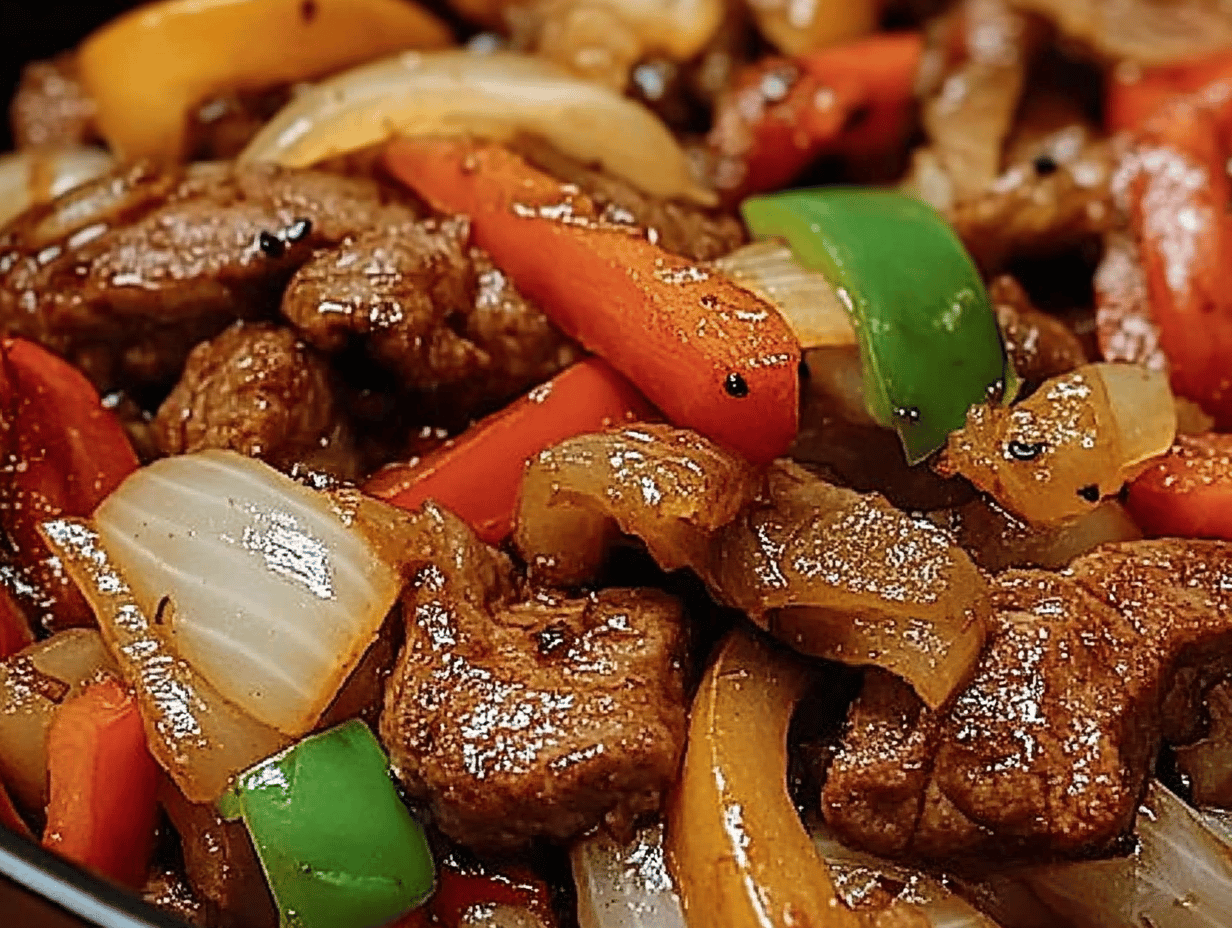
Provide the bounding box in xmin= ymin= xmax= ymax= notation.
xmin=708 ymin=32 xmax=922 ymax=203
xmin=383 ymin=139 xmax=800 ymax=465
xmin=1127 ymin=433 xmax=1232 ymax=540
xmin=1122 ymin=90 xmax=1232 ymax=428
xmin=0 ymin=338 xmax=139 ymax=630
xmin=1107 ymin=49 xmax=1232 ymax=133
xmin=42 ymin=677 xmax=159 ymax=888
xmin=366 ymin=357 xmax=654 ymax=544
xmin=385 ymin=857 xmax=556 ymax=927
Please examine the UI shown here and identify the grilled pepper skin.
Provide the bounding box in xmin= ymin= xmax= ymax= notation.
xmin=219 ymin=721 xmax=435 ymax=928
xmin=742 ymin=189 xmax=1014 ymax=463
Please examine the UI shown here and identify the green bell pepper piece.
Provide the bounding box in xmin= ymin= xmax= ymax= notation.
xmin=741 ymin=188 xmax=1017 ymax=464
xmin=218 ymin=720 xmax=435 ymax=928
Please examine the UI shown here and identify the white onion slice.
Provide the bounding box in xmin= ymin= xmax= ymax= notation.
xmin=1018 ymin=780 xmax=1232 ymax=927
xmin=572 ymin=823 xmax=686 ymax=928
xmin=0 ymin=146 xmax=115 ymax=228
xmin=91 ymin=450 xmax=403 ymax=736
xmin=239 ymin=49 xmax=716 ymax=205
xmin=40 ymin=517 xmax=290 ymax=803
xmin=715 ymin=240 xmax=856 ymax=350
xmin=810 ymin=820 xmax=1002 ymax=928
xmin=0 ymin=629 xmax=115 ymax=811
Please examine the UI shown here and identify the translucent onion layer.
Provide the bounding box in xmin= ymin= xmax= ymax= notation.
xmin=91 ymin=451 xmax=403 ymax=736
xmin=240 ymin=49 xmax=716 ymax=205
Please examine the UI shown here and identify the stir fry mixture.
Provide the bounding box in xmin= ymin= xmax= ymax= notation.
xmin=7 ymin=0 xmax=1232 ymax=926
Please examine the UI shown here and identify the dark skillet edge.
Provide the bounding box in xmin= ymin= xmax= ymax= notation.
xmin=0 ymin=826 xmax=190 ymax=928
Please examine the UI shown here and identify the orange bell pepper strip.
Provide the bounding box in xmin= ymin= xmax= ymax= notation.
xmin=1120 ymin=88 xmax=1232 ymax=427
xmin=42 ymin=677 xmax=159 ymax=888
xmin=1107 ymin=49 xmax=1232 ymax=133
xmin=383 ymin=139 xmax=801 ymax=465
xmin=366 ymin=357 xmax=654 ymax=544
xmin=1127 ymin=433 xmax=1232 ymax=540
xmin=0 ymin=338 xmax=139 ymax=629
xmin=708 ymin=32 xmax=922 ymax=203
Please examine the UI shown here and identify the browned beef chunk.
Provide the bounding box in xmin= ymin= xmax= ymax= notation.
xmin=514 ymin=139 xmax=745 ymax=262
xmin=381 ymin=506 xmax=688 ymax=850
xmin=947 ymin=126 xmax=1117 ymax=273
xmin=823 ymin=538 xmax=1232 ymax=861
xmin=989 ymin=275 xmax=1087 ymax=384
xmin=281 ymin=218 xmax=578 ymax=408
xmin=0 ymin=161 xmax=420 ymax=393
xmin=9 ymin=55 xmax=97 ymax=150
xmin=152 ymin=321 xmax=358 ymax=478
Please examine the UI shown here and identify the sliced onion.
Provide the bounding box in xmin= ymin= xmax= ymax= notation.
xmin=90 ymin=450 xmax=403 ymax=736
xmin=810 ymin=820 xmax=1002 ymax=927
xmin=0 ymin=146 xmax=115 ymax=228
xmin=1017 ymin=780 xmax=1232 ymax=927
xmin=1009 ymin=0 xmax=1232 ymax=66
xmin=572 ymin=822 xmax=686 ymax=928
xmin=714 ymin=240 xmax=856 ymax=350
xmin=0 ymin=629 xmax=115 ymax=811
xmin=667 ymin=629 xmax=860 ymax=928
xmin=40 ymin=517 xmax=289 ymax=803
xmin=78 ymin=0 xmax=452 ymax=162
xmin=240 ymin=49 xmax=716 ymax=205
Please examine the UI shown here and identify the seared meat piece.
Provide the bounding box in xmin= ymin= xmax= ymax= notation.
xmin=515 ymin=139 xmax=744 ymax=261
xmin=824 ymin=538 xmax=1232 ymax=861
xmin=9 ymin=55 xmax=97 ymax=150
xmin=281 ymin=219 xmax=577 ymax=405
xmin=0 ymin=161 xmax=420 ymax=393
xmin=947 ymin=126 xmax=1117 ymax=272
xmin=381 ymin=506 xmax=688 ymax=850
xmin=990 ymin=275 xmax=1087 ymax=384
xmin=153 ymin=321 xmax=357 ymax=478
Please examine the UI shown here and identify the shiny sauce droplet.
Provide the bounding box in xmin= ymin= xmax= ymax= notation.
xmin=724 ymin=372 xmax=749 ymax=398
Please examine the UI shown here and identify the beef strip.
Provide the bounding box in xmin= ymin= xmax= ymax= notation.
xmin=281 ymin=218 xmax=578 ymax=410
xmin=152 ymin=321 xmax=358 ymax=478
xmin=0 ymin=160 xmax=420 ymax=394
xmin=8 ymin=54 xmax=97 ymax=150
xmin=989 ymin=275 xmax=1087 ymax=384
xmin=381 ymin=505 xmax=688 ymax=850
xmin=947 ymin=125 xmax=1118 ymax=273
xmin=823 ymin=538 xmax=1232 ymax=861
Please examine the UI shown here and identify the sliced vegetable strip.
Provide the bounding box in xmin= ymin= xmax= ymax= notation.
xmin=743 ymin=189 xmax=1013 ymax=463
xmin=79 ymin=0 xmax=452 ymax=162
xmin=42 ymin=677 xmax=159 ymax=888
xmin=385 ymin=139 xmax=801 ymax=464
xmin=1106 ymin=49 xmax=1232 ymax=132
xmin=1120 ymin=88 xmax=1232 ymax=427
xmin=1127 ymin=434 xmax=1232 ymax=540
xmin=0 ymin=337 xmax=139 ymax=629
xmin=365 ymin=357 xmax=654 ymax=543
xmin=709 ymin=32 xmax=922 ymax=203
xmin=218 ymin=721 xmax=435 ymax=928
